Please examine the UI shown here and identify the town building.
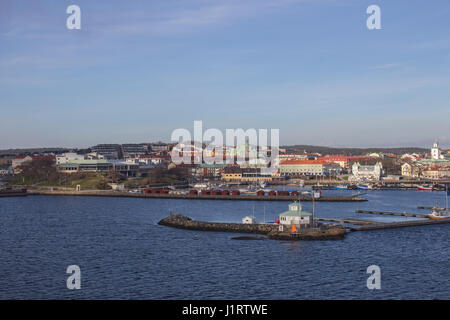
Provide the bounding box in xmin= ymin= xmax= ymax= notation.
xmin=400 ymin=153 xmax=421 ymax=162
xmin=221 ymin=167 xmax=242 ymax=182
xmin=57 ymin=159 xmax=113 ymax=173
xmin=317 ymin=155 xmax=374 ymax=169
xmin=56 ymin=153 xmax=85 ymax=165
xmin=280 ymin=160 xmax=341 ymax=176
xmin=86 ymin=152 xmax=105 ymax=160
xmin=90 ymin=144 xmax=121 ymax=159
xmin=121 ymin=144 xmax=148 ymax=158
xmin=350 ymin=162 xmax=383 ymax=181
xmin=126 ymin=154 xmax=166 ymax=166
xmin=109 ymin=160 xmax=140 ymax=177
xmin=198 ymin=163 xmax=227 ymax=178
xmin=422 ymin=166 xmax=450 ymax=180
xmin=401 ymin=162 xmax=421 ymax=178
xmin=241 ymin=168 xmax=273 ymax=182
xmin=149 ymin=143 xmax=171 ymax=152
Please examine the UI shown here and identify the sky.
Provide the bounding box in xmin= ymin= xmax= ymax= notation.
xmin=0 ymin=0 xmax=449 ymax=149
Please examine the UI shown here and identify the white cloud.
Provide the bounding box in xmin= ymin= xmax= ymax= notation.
xmin=373 ymin=63 xmax=402 ymax=70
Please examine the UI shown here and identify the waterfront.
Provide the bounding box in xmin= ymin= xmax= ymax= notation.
xmin=0 ymin=190 xmax=449 ymax=299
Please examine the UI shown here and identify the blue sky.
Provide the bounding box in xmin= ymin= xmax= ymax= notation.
xmin=1 ymin=0 xmax=449 ymax=149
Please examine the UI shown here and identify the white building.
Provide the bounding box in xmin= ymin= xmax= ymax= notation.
xmin=86 ymin=152 xmax=105 ymax=160
xmin=278 ymin=202 xmax=313 ymax=231
xmin=242 ymin=216 xmax=257 ymax=224
xmin=431 ymin=141 xmax=443 ymax=160
xmin=350 ymin=162 xmax=383 ymax=181
xmin=108 ymin=183 xmax=125 ymax=191
xmin=56 ymin=153 xmax=85 ymax=165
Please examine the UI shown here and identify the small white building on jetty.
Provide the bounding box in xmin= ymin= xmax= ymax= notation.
xmin=278 ymin=201 xmax=313 ymax=232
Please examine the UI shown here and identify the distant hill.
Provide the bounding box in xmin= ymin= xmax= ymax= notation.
xmin=282 ymin=145 xmax=428 ymax=156
xmin=0 ymin=148 xmax=70 ymax=157
xmin=0 ymin=144 xmax=429 ymax=157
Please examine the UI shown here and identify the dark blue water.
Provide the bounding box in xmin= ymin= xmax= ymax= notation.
xmin=0 ymin=190 xmax=449 ymax=299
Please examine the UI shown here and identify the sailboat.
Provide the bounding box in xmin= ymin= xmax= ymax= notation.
xmin=428 ymin=185 xmax=449 ymax=220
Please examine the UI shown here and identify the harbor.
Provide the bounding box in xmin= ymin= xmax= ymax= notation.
xmin=1 ymin=187 xmax=449 ymax=299
xmin=157 ymin=188 xmax=450 ymax=240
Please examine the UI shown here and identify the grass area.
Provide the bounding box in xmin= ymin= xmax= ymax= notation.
xmin=66 ymin=175 xmax=111 ymax=190
xmin=10 ymin=173 xmax=112 ymax=190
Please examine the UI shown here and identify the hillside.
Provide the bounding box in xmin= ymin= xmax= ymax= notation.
xmin=282 ymin=145 xmax=428 ymax=156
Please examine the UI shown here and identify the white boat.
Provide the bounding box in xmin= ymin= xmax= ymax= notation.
xmin=192 ymin=183 xmax=208 ymax=189
xmin=429 ymin=186 xmax=449 ymax=219
xmin=417 ymin=185 xmax=433 ymax=191
xmin=357 ymin=184 xmax=373 ymax=190
xmin=428 ymin=207 xmax=449 ymax=220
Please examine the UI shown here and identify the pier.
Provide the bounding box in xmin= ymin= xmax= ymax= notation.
xmin=28 ymin=189 xmax=367 ymax=202
xmin=315 ymin=217 xmax=376 ymax=226
xmin=355 ymin=209 xmax=429 ymax=218
xmin=349 ymin=217 xmax=450 ymax=231
xmin=417 ymin=206 xmax=445 ymax=210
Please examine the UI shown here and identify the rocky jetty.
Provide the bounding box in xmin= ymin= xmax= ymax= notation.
xmin=158 ymin=214 xmax=347 ymax=240
xmin=158 ymin=213 xmax=277 ymax=234
xmin=267 ymin=226 xmax=346 ymax=240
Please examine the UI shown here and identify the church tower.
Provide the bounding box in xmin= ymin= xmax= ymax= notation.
xmin=431 ymin=140 xmax=441 ymax=160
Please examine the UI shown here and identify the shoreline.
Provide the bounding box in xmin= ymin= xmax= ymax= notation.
xmin=26 ymin=189 xmax=367 ymax=202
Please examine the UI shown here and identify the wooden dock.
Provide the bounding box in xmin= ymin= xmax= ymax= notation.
xmin=417 ymin=206 xmax=445 ymax=210
xmin=350 ymin=217 xmax=450 ymax=231
xmin=315 ymin=217 xmax=376 ymax=226
xmin=355 ymin=209 xmax=429 ymax=218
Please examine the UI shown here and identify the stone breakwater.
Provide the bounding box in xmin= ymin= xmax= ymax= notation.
xmin=158 ymin=214 xmax=277 ymax=234
xmin=266 ymin=227 xmax=346 ymax=240
xmin=158 ymin=214 xmax=347 ymax=241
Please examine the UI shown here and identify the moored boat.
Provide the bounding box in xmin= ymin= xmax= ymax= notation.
xmin=417 ymin=185 xmax=433 ymax=191
xmin=428 ymin=207 xmax=449 ymax=220
xmin=333 ymin=185 xmax=348 ymax=190
xmin=0 ymin=187 xmax=28 ymax=197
